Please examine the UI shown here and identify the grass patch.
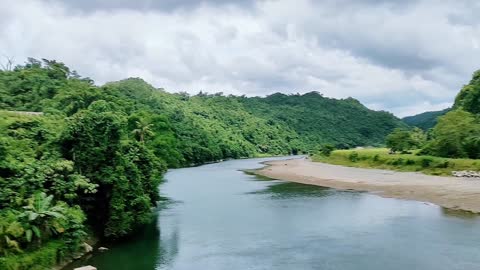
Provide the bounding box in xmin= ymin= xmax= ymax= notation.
xmin=313 ymin=148 xmax=480 ymax=176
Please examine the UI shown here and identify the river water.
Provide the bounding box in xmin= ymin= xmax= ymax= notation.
xmin=66 ymin=157 xmax=480 ymax=270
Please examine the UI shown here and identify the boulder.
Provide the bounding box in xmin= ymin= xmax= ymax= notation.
xmin=74 ymin=266 xmax=97 ymax=270
xmin=80 ymin=242 xmax=93 ymax=253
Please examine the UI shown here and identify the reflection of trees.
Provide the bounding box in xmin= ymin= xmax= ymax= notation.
xmin=65 ymin=216 xmax=164 ymax=270
xmin=157 ymin=220 xmax=180 ymax=269
xmin=441 ymin=208 xmax=479 ymax=220
xmin=249 ymin=181 xmax=336 ymax=199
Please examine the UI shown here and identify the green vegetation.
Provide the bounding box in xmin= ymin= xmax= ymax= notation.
xmin=317 ymin=69 xmax=480 ymax=175
xmin=0 ymin=240 xmax=64 ymax=270
xmin=422 ymin=110 xmax=480 ymax=159
xmin=421 ymin=70 xmax=480 ymax=159
xmin=0 ymin=58 xmax=404 ymax=268
xmin=386 ymin=127 xmax=426 ymax=153
xmin=402 ymin=108 xmax=450 ymax=130
xmin=314 ymin=148 xmax=480 ymax=176
xmin=239 ymin=92 xmax=405 ymax=148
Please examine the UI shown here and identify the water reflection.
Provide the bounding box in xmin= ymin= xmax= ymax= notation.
xmin=248 ymin=181 xmax=335 ymax=199
xmin=65 ymin=217 xmax=162 ymax=270
xmin=156 ymin=218 xmax=179 ymax=269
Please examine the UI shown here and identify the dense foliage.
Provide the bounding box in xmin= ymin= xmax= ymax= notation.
xmin=419 ymin=70 xmax=480 ymax=159
xmin=387 ymin=70 xmax=480 ymax=159
xmin=0 ymin=58 xmax=404 ymax=266
xmin=385 ymin=128 xmax=426 ymax=153
xmin=402 ymin=108 xmax=450 ymax=130
xmin=238 ymin=92 xmax=405 ymax=149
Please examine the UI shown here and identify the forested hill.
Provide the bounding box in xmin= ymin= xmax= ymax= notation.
xmin=105 ymin=80 xmax=406 ymax=153
xmin=0 ymin=59 xmax=406 ymax=160
xmin=238 ymin=92 xmax=405 ymax=148
xmin=402 ymin=108 xmax=450 ymax=130
xmin=0 ymin=59 xmax=404 ymax=263
xmin=409 ymin=69 xmax=480 ymax=159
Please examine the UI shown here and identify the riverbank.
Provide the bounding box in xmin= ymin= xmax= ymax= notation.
xmin=313 ymin=148 xmax=480 ymax=176
xmin=255 ymin=158 xmax=480 ymax=213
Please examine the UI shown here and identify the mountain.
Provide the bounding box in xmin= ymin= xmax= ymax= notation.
xmin=104 ymin=80 xmax=406 ymax=155
xmin=0 ymin=59 xmax=405 ymax=163
xmin=238 ymin=92 xmax=405 ymax=148
xmin=402 ymin=108 xmax=450 ymax=130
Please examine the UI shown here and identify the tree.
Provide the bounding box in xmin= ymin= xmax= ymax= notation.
xmin=410 ymin=127 xmax=427 ymax=148
xmin=454 ymin=70 xmax=480 ymax=114
xmin=317 ymin=144 xmax=335 ymax=156
xmin=131 ymin=119 xmax=154 ymax=143
xmin=424 ymin=110 xmax=480 ymax=158
xmin=19 ymin=192 xmax=66 ymax=245
xmin=385 ymin=128 xmax=415 ymax=153
xmin=0 ymin=55 xmax=14 ymax=71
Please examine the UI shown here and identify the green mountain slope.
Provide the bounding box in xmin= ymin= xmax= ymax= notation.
xmin=402 ymin=108 xmax=450 ymax=130
xmin=238 ymin=92 xmax=405 ymax=148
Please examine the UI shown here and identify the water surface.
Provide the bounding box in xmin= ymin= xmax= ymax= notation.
xmin=66 ymin=157 xmax=480 ymax=270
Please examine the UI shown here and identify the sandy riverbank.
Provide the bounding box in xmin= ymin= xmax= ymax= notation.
xmin=255 ymin=158 xmax=480 ymax=213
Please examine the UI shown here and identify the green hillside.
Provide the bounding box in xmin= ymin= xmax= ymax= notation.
xmin=402 ymin=108 xmax=450 ymax=130
xmin=239 ymin=92 xmax=405 ymax=148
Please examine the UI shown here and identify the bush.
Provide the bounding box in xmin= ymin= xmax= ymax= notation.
xmin=390 ymin=158 xmax=404 ymax=166
xmin=405 ymin=159 xmax=416 ymax=165
xmin=435 ymin=161 xmax=450 ymax=169
xmin=348 ymin=152 xmax=359 ymax=162
xmin=318 ymin=144 xmax=335 ymax=157
xmin=59 ymin=205 xmax=87 ymax=255
xmin=0 ymin=241 xmax=63 ymax=270
xmin=421 ymin=158 xmax=433 ymax=168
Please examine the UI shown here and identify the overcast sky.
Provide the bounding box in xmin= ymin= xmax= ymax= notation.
xmin=1 ymin=0 xmax=479 ymax=117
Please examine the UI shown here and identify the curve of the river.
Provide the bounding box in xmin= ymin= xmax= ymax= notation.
xmin=66 ymin=157 xmax=480 ymax=270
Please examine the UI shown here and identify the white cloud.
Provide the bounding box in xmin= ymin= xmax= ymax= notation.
xmin=0 ymin=0 xmax=479 ymax=116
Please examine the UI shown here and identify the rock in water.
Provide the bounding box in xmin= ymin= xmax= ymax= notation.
xmin=74 ymin=266 xmax=96 ymax=270
xmin=98 ymin=246 xmax=109 ymax=252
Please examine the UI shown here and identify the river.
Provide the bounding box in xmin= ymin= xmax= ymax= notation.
xmin=65 ymin=157 xmax=480 ymax=270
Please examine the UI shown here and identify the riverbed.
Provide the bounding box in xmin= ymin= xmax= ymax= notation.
xmin=65 ymin=157 xmax=480 ymax=270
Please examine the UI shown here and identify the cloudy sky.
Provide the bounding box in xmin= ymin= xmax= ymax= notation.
xmin=1 ymin=0 xmax=479 ymax=117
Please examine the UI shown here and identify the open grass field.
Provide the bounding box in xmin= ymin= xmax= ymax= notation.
xmin=313 ymin=148 xmax=480 ymax=176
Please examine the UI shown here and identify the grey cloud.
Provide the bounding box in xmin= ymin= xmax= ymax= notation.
xmin=1 ymin=0 xmax=479 ymax=117
xmin=51 ymin=0 xmax=254 ymax=12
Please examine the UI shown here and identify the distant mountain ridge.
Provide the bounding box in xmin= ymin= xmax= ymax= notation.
xmin=237 ymin=92 xmax=406 ymax=148
xmin=402 ymin=108 xmax=450 ymax=130
xmin=0 ymin=59 xmax=406 ymax=160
